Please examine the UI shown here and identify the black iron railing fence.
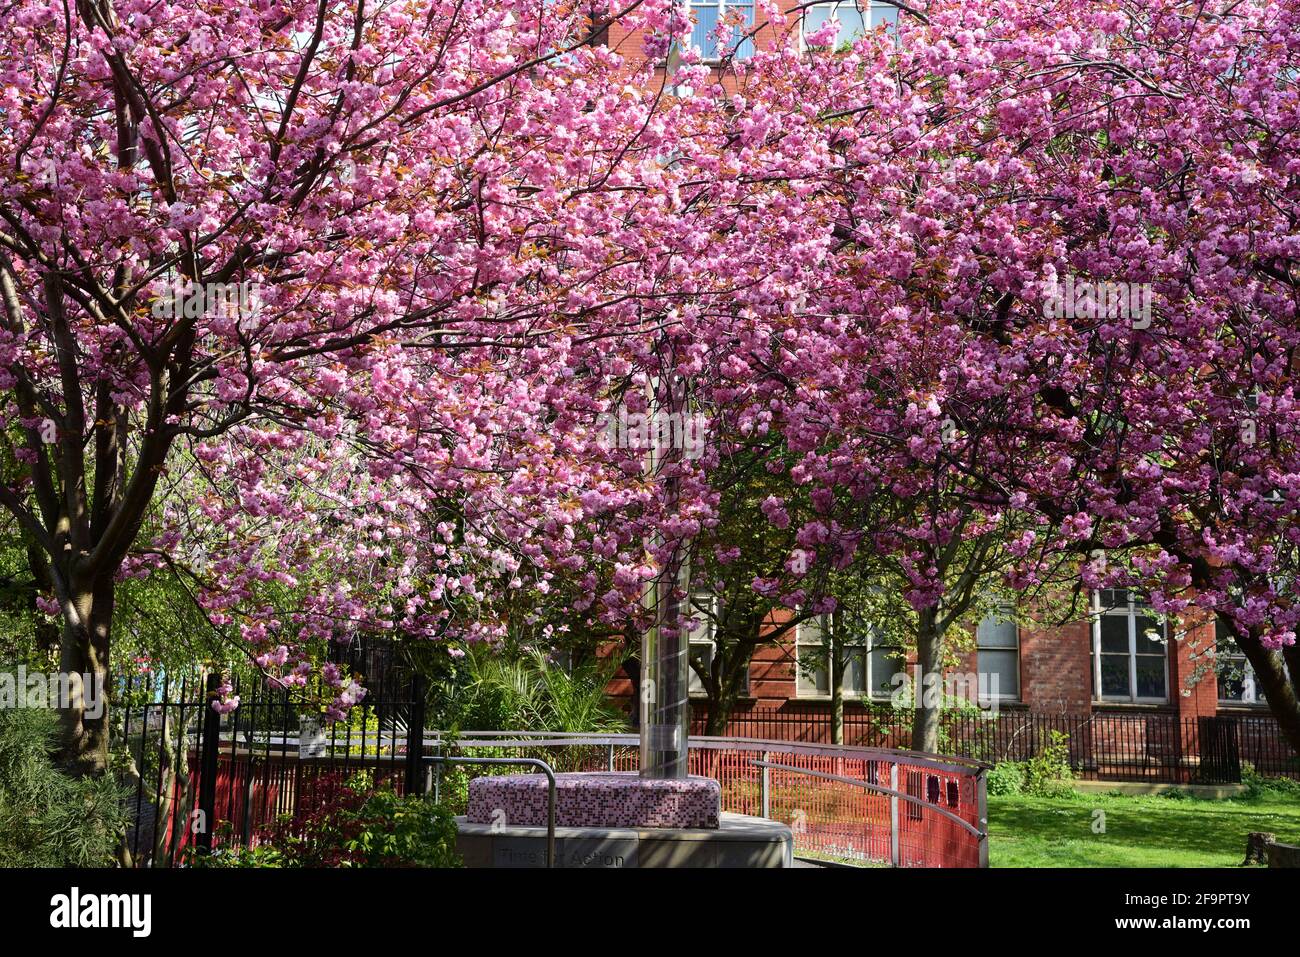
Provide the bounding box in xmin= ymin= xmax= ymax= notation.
xmin=688 ymin=705 xmax=1299 ymax=783
xmin=113 ymin=669 xmax=421 ymax=867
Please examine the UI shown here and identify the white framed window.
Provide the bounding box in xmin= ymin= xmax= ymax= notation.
xmin=975 ymin=610 xmax=1019 ymax=702
xmin=796 ymin=614 xmax=902 ymax=699
xmin=1091 ymin=590 xmax=1169 ymax=703
xmin=802 ymin=1 xmax=899 ymax=48
xmin=1216 ymin=616 xmax=1266 ymax=705
xmin=686 ymin=0 xmax=756 ymax=61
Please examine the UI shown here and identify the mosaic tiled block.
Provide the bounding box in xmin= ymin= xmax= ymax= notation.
xmin=466 ymin=772 xmax=722 ymax=829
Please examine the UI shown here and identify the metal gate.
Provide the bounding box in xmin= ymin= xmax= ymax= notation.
xmin=1197 ymin=716 xmax=1242 ymax=784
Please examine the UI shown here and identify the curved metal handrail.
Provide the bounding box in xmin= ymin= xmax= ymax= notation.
xmin=425 ymin=729 xmax=991 ymax=775
xmin=428 ymin=755 xmax=557 ymax=868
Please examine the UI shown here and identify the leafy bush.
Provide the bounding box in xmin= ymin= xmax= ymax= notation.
xmin=1242 ymin=763 xmax=1300 ymax=799
xmin=0 ymin=706 xmax=129 ymax=867
xmin=184 ymin=842 xmax=288 ymax=868
xmin=1023 ymin=730 xmax=1075 ymax=798
xmin=443 ymin=647 xmax=627 ymax=734
xmin=341 ymin=787 xmax=461 ymax=867
xmin=985 ymin=761 xmax=1026 ymax=796
xmin=193 ymin=772 xmax=462 ymax=868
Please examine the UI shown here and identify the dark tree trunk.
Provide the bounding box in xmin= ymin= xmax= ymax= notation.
xmin=911 ymin=608 xmax=942 ymax=754
xmin=1240 ymin=630 xmax=1300 ymax=758
xmin=623 ymin=648 xmax=641 ymax=729
xmin=57 ymin=574 xmax=114 ymax=777
xmin=702 ymin=660 xmax=736 ymax=737
xmin=830 ymin=609 xmax=844 ymax=746
xmin=702 ymin=637 xmax=754 ymax=737
xmin=704 ymin=700 xmax=730 ymax=737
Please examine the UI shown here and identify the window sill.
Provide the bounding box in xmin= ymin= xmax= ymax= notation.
xmin=659 ymin=56 xmax=750 ymax=69
xmin=1091 ymin=701 xmax=1173 ymax=711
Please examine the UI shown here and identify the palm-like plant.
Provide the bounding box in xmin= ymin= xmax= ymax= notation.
xmin=452 ymin=647 xmax=626 ymax=734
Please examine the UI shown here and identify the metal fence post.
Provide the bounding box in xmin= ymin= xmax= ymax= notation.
xmin=607 ymin=742 xmax=615 ymax=772
xmin=432 ymin=741 xmax=442 ymax=803
xmin=976 ymin=767 xmax=989 ymax=868
xmin=196 ymin=671 xmax=222 ymax=853
xmin=761 ymin=750 xmax=771 ymax=818
xmin=241 ymin=769 xmax=255 ymax=845
xmin=889 ymin=762 xmax=900 ymax=867
xmin=404 ymin=672 xmax=427 ymax=796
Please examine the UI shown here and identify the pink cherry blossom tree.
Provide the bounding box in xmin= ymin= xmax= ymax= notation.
xmin=0 ymin=0 xmax=719 ymax=773
xmin=736 ymin=0 xmax=1300 ymax=751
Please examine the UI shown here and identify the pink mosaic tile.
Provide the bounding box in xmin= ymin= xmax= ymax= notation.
xmin=466 ymin=771 xmax=721 ymax=829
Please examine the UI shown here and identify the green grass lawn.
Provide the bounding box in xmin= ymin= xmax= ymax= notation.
xmin=988 ymin=788 xmax=1300 ymax=867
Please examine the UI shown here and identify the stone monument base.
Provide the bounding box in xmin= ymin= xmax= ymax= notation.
xmin=455 ymin=811 xmax=794 ymax=868
xmin=466 ymin=771 xmax=722 ymax=829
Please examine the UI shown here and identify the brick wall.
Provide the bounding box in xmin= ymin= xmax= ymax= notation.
xmin=1019 ymin=617 xmax=1093 ymax=714
xmin=1172 ymin=610 xmax=1220 ymax=718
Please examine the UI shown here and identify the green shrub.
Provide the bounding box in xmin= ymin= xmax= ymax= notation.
xmin=0 ymin=706 xmax=129 ymax=867
xmin=986 ymin=761 xmax=1026 ymax=796
xmin=1242 ymin=763 xmax=1300 ymax=799
xmin=194 ymin=772 xmax=462 ymax=868
xmin=443 ymin=647 xmax=627 ymax=735
xmin=1023 ymin=730 xmax=1075 ymax=798
xmin=342 ymin=787 xmax=461 ymax=868
xmin=185 ymin=842 xmax=288 ymax=868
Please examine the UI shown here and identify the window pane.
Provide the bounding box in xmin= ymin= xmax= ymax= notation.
xmin=1243 ymin=671 xmax=1262 ymax=704
xmin=1099 ymin=616 xmax=1129 ymax=654
xmin=690 ymin=3 xmax=720 ymax=55
xmin=842 ymin=647 xmax=866 ymax=694
xmin=1100 ymin=589 xmax=1128 ymax=611
xmin=689 ymin=640 xmax=713 ymax=695
xmin=1215 ymin=615 xmax=1238 ymax=651
xmin=687 ymin=622 xmax=713 ymax=651
xmin=805 ymin=2 xmax=868 ymax=44
xmin=978 ymin=649 xmax=1018 ymax=698
xmin=869 ymin=647 xmax=904 ymax=698
xmin=976 ymin=614 xmax=1017 ymax=648
xmin=1100 ymin=654 xmax=1130 ymax=697
xmin=1135 ymin=655 xmax=1166 ymax=699
xmin=1134 ymin=617 xmax=1165 ymax=654
xmin=798 ymin=617 xmax=826 ymax=647
xmin=796 ymin=621 xmax=826 ymax=695
xmin=1215 ymin=616 xmax=1262 ymax=703
xmin=729 ymin=2 xmax=755 ymax=59
xmin=692 ymin=2 xmax=754 ymax=59
xmin=798 ymin=660 xmax=829 ymax=696
xmin=870 ymin=2 xmax=899 ymax=28
xmin=1218 ymin=665 xmax=1245 ymax=702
